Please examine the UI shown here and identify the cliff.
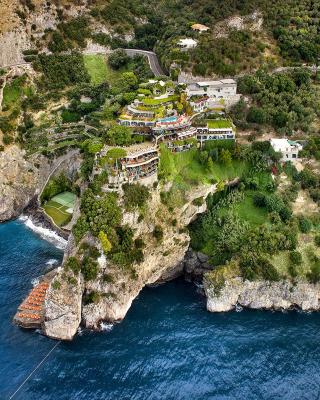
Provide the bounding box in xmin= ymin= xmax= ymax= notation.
xmin=0 ymin=146 xmax=40 ymax=221
xmin=0 ymin=146 xmax=81 ymax=222
xmin=42 ymin=183 xmax=217 ymax=340
xmin=0 ymin=0 xmax=89 ymax=66
xmin=204 ymin=277 xmax=320 ymax=312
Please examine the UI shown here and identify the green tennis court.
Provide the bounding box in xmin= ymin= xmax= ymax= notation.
xmin=44 ymin=191 xmax=77 ymax=227
xmin=51 ymin=192 xmax=76 ymax=208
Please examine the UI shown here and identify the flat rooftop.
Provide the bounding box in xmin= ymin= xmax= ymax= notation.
xmin=196 ymin=79 xmax=236 ymax=87
xmin=124 ymin=143 xmax=158 ymax=157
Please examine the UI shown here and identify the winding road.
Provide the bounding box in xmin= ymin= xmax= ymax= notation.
xmin=124 ymin=49 xmax=166 ymax=77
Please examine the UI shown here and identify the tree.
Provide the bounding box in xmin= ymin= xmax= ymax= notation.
xmin=108 ymin=49 xmax=130 ymax=69
xmin=247 ymin=107 xmax=266 ymax=124
xmin=100 ymin=148 xmax=127 ymax=166
xmin=199 ymin=150 xmax=208 ymax=165
xmin=117 ymin=72 xmax=138 ymax=92
xmin=220 ymin=149 xmax=232 ymax=166
xmin=123 ymin=183 xmax=150 ymax=210
xmin=290 ymin=251 xmax=302 ymax=266
xmin=104 ymin=125 xmax=132 ymax=146
xmin=207 ymin=156 xmax=214 ymax=171
xmin=99 ymin=231 xmax=112 ymax=254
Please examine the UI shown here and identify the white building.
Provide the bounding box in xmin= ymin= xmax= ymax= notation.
xmin=177 ymin=38 xmax=198 ymax=50
xmin=187 ymin=79 xmax=237 ymax=99
xmin=270 ymin=139 xmax=302 ymax=162
xmin=196 ymin=120 xmax=235 ymax=146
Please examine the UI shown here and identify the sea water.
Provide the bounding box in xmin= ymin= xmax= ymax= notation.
xmin=2 ymin=220 xmax=320 ymax=399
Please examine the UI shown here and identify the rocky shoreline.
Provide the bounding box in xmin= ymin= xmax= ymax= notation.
xmin=204 ymin=277 xmax=320 ymax=313
xmin=23 ymin=195 xmax=70 ymax=240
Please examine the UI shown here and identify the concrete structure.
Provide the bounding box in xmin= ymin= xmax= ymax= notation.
xmin=270 ymin=139 xmax=302 ymax=162
xmin=178 ymin=38 xmax=198 ymax=50
xmin=106 ymin=144 xmax=159 ymax=188
xmin=187 ymin=79 xmax=237 ymax=99
xmin=196 ymin=120 xmax=235 ymax=146
xmin=153 ymin=115 xmax=197 ymax=140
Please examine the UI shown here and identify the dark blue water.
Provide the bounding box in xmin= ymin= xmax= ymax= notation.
xmin=2 ymin=221 xmax=320 ymax=400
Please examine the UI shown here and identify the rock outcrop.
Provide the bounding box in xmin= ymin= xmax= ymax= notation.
xmin=0 ymin=147 xmax=81 ymax=222
xmin=43 ymin=183 xmax=217 ymax=338
xmin=0 ymin=146 xmax=40 ymax=221
xmin=43 ymin=270 xmax=83 ymax=341
xmin=205 ymin=277 xmax=320 ymax=312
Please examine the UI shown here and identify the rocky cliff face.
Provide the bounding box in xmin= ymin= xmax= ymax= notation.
xmin=43 ymin=269 xmax=83 ymax=341
xmin=205 ymin=277 xmax=320 ymax=312
xmin=0 ymin=0 xmax=90 ymax=67
xmin=43 ymin=183 xmax=217 ymax=339
xmin=0 ymin=146 xmax=81 ymax=222
xmin=0 ymin=146 xmax=40 ymax=221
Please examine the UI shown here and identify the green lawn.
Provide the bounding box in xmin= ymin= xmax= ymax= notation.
xmin=207 ymin=119 xmax=233 ymax=129
xmin=234 ymin=191 xmax=269 ymax=226
xmin=44 ymin=202 xmax=71 ymax=226
xmin=142 ymin=95 xmax=178 ymax=106
xmin=43 ymin=191 xmax=76 ymax=226
xmin=2 ymin=76 xmax=26 ymax=109
xmin=272 ymin=236 xmax=320 ymax=278
xmin=83 ymin=54 xmax=109 ymax=85
xmin=159 ymin=145 xmax=248 ymax=186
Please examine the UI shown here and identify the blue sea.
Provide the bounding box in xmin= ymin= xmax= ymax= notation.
xmin=2 ymin=220 xmax=320 ymax=399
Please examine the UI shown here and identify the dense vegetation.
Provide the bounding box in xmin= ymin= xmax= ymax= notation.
xmin=232 ymin=69 xmax=320 ymax=135
xmin=26 ymin=0 xmax=320 ymax=78
xmin=72 ymin=189 xmax=144 ymax=269
xmin=190 ymin=141 xmax=320 ymax=283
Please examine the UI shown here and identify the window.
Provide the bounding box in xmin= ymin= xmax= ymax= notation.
xmin=292 ymin=154 xmax=296 ymax=158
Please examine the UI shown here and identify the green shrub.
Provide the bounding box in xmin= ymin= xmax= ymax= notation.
xmin=84 ymin=290 xmax=100 ymax=304
xmin=153 ymin=225 xmax=163 ymax=241
xmin=314 ymin=235 xmax=320 ymax=247
xmin=289 ymin=251 xmax=302 ymax=266
xmin=61 ymin=109 xmax=81 ymax=123
xmin=52 ymin=280 xmax=61 ymax=290
xmin=81 ymin=257 xmax=99 ymax=281
xmin=253 ymin=192 xmax=266 ymax=207
xmin=134 ymin=238 xmax=145 ymax=249
xmin=123 ymin=183 xmax=150 ymax=210
xmin=298 ymin=216 xmax=312 ymax=233
xmin=288 ymin=264 xmax=298 ymax=278
xmin=65 ymin=256 xmax=81 ymax=274
xmin=307 ymin=262 xmax=320 ymax=284
xmin=192 ymin=197 xmax=204 ymax=207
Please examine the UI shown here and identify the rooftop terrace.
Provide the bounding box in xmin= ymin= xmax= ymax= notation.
xmin=207 ymin=119 xmax=233 ymax=129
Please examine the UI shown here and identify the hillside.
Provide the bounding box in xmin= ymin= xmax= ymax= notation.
xmin=1 ymin=0 xmax=320 ymax=77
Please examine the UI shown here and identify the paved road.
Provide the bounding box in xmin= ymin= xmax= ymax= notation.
xmin=124 ymin=49 xmax=166 ymax=76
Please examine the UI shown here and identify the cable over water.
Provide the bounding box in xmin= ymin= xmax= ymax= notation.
xmin=9 ymin=340 xmax=61 ymax=399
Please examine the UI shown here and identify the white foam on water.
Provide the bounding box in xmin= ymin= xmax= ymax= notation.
xmin=19 ymin=215 xmax=67 ymax=249
xmin=77 ymin=327 xmax=83 ymax=336
xmin=100 ymin=322 xmax=113 ymax=332
xmin=31 ymin=277 xmax=40 ymax=287
xmin=235 ymin=304 xmax=243 ymax=312
xmin=46 ymin=259 xmax=59 ymax=266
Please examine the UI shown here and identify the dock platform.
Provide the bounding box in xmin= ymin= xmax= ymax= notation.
xmin=13 ymin=281 xmax=50 ymax=329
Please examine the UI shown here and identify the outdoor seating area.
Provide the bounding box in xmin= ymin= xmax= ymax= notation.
xmin=15 ymin=282 xmax=49 ymax=324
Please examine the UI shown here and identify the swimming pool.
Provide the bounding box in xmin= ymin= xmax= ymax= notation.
xmin=159 ymin=116 xmax=177 ymax=123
